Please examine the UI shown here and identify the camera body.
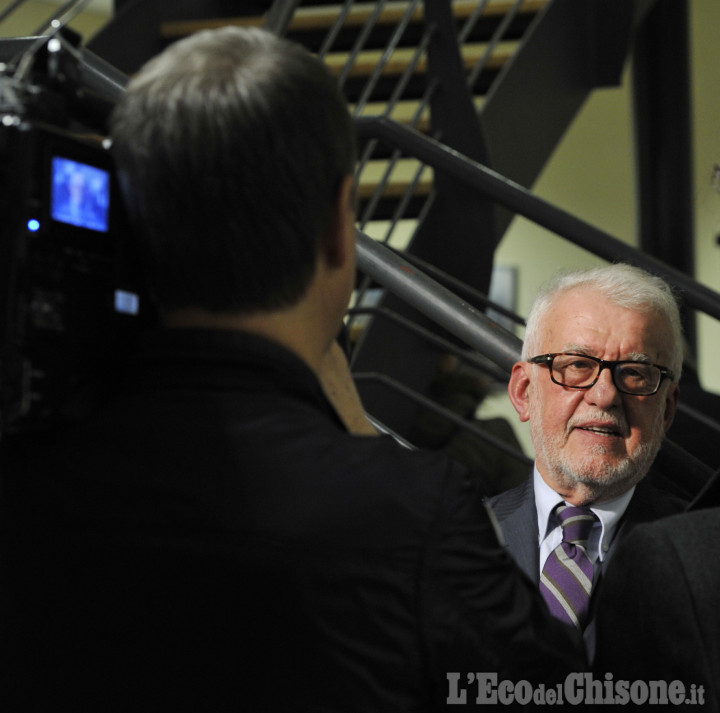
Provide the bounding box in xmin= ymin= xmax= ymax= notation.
xmin=0 ymin=41 xmax=149 ymax=437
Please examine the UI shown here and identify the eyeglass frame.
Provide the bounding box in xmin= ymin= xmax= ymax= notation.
xmin=528 ymin=352 xmax=675 ymax=396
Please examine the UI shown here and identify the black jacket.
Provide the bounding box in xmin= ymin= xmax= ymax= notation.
xmin=1 ymin=329 xmax=582 ymax=712
xmin=594 ymin=507 xmax=720 ymax=712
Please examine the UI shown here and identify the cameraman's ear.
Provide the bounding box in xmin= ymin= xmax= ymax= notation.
xmin=324 ymin=175 xmax=356 ymax=269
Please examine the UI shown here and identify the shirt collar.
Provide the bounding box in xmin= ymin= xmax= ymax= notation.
xmin=533 ymin=465 xmax=635 ymax=559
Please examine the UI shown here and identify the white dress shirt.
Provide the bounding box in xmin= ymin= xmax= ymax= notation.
xmin=533 ymin=466 xmax=634 ymax=579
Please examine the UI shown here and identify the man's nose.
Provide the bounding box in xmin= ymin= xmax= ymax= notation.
xmin=584 ymin=365 xmax=622 ymax=408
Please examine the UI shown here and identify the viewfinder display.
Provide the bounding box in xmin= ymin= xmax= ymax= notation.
xmin=51 ymin=156 xmax=110 ymax=233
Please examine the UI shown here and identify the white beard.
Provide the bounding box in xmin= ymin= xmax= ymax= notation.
xmin=529 ymin=394 xmax=666 ymax=502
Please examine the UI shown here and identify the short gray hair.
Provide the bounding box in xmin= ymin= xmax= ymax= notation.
xmin=110 ymin=26 xmax=356 ymax=314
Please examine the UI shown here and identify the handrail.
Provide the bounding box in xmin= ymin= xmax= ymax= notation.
xmin=354 ymin=115 xmax=720 ymax=323
xmin=675 ymin=401 xmax=720 ymax=433
xmin=348 ymin=306 xmax=511 ymax=383
xmin=353 ymin=371 xmax=533 ymax=466
xmin=349 ymin=252 xmax=716 ymax=487
xmin=0 ymin=37 xmax=128 ymax=105
xmin=382 ymin=246 xmax=526 ymax=326
xmin=355 ymin=230 xmax=522 ymax=374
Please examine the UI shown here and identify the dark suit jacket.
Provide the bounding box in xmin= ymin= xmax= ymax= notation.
xmin=0 ymin=329 xmax=582 ymax=712
xmin=488 ymin=471 xmax=687 ymax=657
xmin=594 ymin=508 xmax=720 ymax=712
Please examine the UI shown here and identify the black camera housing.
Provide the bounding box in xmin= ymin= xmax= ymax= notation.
xmin=0 ymin=117 xmax=151 ymax=437
xmin=0 ymin=22 xmax=157 ymax=440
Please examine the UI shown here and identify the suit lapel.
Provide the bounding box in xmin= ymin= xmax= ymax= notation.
xmin=489 ymin=476 xmax=539 ymax=582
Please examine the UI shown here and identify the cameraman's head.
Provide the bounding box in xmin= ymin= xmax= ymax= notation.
xmin=110 ymin=27 xmax=357 ymax=331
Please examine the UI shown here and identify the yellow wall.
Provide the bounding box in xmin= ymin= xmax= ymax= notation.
xmin=496 ymin=75 xmax=635 ymax=338
xmin=481 ymin=0 xmax=720 ymax=455
xmin=483 ymin=67 xmax=639 ymax=454
xmin=690 ymin=0 xmax=720 ymax=394
xmin=0 ymin=1 xmax=110 ymax=40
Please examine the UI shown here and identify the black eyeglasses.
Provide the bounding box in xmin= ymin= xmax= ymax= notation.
xmin=529 ymin=353 xmax=674 ymax=396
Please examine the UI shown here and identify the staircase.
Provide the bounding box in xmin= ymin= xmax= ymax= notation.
xmin=92 ymin=1 xmax=549 ymax=236
xmin=3 ymin=0 xmax=717 ymax=495
xmin=82 ymin=0 xmax=657 ymax=444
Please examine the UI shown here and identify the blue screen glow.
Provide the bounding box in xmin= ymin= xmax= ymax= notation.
xmin=51 ymin=156 xmax=110 ymax=233
xmin=114 ymin=290 xmax=140 ymax=316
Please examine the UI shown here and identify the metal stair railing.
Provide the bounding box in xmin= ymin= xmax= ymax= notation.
xmin=352 ymin=6 xmax=436 ymax=236
xmin=263 ymin=0 xmax=302 ymax=36
xmin=379 ymin=245 xmax=526 ymax=330
xmin=7 ymin=0 xmax=714 ymax=482
xmin=354 ymin=115 xmax=720 ymax=322
xmin=347 ymin=304 xmax=513 ymax=384
xmin=319 ymin=0 xmax=438 ymax=250
xmin=356 ymin=230 xmax=522 ymax=373
xmin=353 ymin=369 xmax=534 ymax=466
xmin=293 ymin=0 xmax=540 ymax=257
xmin=353 ymin=229 xmax=533 ymax=471
xmin=293 ymin=0 xmax=540 ymax=372
xmin=464 ymin=0 xmax=522 ymax=87
xmin=350 ymin=119 xmax=720 ymax=489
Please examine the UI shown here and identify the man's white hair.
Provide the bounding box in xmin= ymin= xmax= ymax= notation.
xmin=521 ymin=263 xmax=683 ymax=378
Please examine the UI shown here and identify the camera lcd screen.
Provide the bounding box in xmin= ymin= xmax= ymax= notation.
xmin=51 ymin=156 xmax=110 ymax=233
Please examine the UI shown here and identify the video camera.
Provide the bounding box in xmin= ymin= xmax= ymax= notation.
xmin=0 ymin=30 xmax=151 ymax=439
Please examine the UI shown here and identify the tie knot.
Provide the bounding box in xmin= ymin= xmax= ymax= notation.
xmin=556 ymin=505 xmax=596 ymax=546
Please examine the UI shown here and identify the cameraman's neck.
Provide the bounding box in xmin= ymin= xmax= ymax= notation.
xmin=164 ymin=304 xmax=335 ymax=375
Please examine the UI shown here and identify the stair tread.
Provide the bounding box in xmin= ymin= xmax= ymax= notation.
xmin=160 ymin=0 xmax=548 ymax=39
xmin=357 ymin=159 xmax=432 ymax=198
xmin=352 ymin=96 xmax=485 ymax=131
xmin=324 ymin=40 xmax=516 ymax=78
xmin=155 ymin=1 xmax=538 ymax=222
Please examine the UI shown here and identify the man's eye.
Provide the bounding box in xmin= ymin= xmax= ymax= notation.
xmin=619 ymin=366 xmax=649 ymax=382
xmin=566 ymin=359 xmax=594 ymax=371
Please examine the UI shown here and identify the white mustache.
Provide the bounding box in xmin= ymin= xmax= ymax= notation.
xmin=567 ymin=410 xmax=629 ymax=438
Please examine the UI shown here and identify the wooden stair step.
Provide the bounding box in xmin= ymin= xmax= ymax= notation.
xmin=360 ymin=219 xmax=417 ymax=251
xmin=352 ymin=96 xmax=485 ymax=132
xmin=156 ymin=1 xmax=536 ymax=223
xmin=160 ymin=0 xmax=548 ymax=40
xmin=324 ymin=40 xmax=516 ymax=78
xmin=357 ymin=158 xmax=432 ymax=198
xmin=289 ymin=0 xmax=547 ymax=31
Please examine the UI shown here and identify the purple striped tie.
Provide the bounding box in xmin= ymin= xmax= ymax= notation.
xmin=540 ymin=505 xmax=597 ymax=630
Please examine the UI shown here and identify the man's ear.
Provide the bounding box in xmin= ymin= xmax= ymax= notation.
xmin=662 ymin=382 xmax=680 ymax=433
xmin=323 ymin=175 xmax=355 ymax=269
xmin=508 ymin=361 xmax=532 ymax=422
